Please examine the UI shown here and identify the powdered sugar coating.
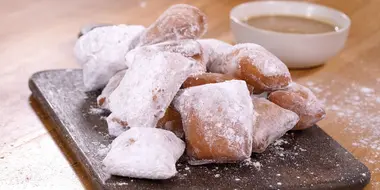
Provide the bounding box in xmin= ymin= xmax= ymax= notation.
xmin=197 ymin=39 xmax=232 ymax=71
xmin=251 ymin=97 xmax=299 ymax=153
xmin=138 ymin=4 xmax=207 ymax=46
xmin=106 ymin=115 xmax=130 ymax=137
xmin=286 ymin=82 xmax=326 ymax=117
xmin=209 ymin=43 xmax=292 ymax=93
xmin=107 ymin=49 xmax=202 ymax=135
xmin=102 ymin=128 xmax=185 ymax=179
xmin=229 ymin=43 xmax=290 ymax=77
xmin=97 ymin=70 xmax=126 ymax=110
xmin=173 ymin=80 xmax=254 ymax=165
xmin=127 ymin=39 xmax=207 ymax=72
xmin=151 ymin=40 xmax=204 ymax=60
xmin=209 ymin=43 xmax=290 ymax=77
xmin=74 ymin=24 xmax=145 ymax=90
xmin=268 ymin=83 xmax=326 ymax=130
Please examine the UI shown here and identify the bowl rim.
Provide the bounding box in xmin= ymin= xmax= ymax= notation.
xmin=230 ymin=0 xmax=351 ymax=37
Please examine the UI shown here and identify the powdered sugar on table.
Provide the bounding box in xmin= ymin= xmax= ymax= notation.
xmin=302 ymin=79 xmax=380 ymax=179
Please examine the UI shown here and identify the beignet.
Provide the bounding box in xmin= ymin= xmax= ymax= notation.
xmin=268 ymin=83 xmax=326 ymax=130
xmin=138 ymin=4 xmax=207 ymax=46
xmin=107 ymin=49 xmax=201 ymax=136
xmin=103 ymin=127 xmax=185 ymax=179
xmin=210 ymin=43 xmax=292 ymax=93
xmin=74 ymin=24 xmax=145 ymax=90
xmin=251 ymin=97 xmax=299 ymax=153
xmin=174 ymin=80 xmax=254 ymax=165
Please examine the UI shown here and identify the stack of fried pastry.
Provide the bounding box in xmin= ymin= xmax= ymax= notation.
xmin=75 ymin=4 xmax=325 ymax=180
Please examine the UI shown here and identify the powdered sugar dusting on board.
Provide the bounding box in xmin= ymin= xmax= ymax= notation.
xmin=241 ymin=158 xmax=262 ymax=170
xmin=88 ymin=106 xmax=105 ymax=115
xmin=97 ymin=144 xmax=110 ymax=157
xmin=302 ymin=80 xmax=380 ymax=174
xmin=173 ymin=80 xmax=254 ymax=164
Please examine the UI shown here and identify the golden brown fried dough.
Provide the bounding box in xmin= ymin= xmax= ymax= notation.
xmin=149 ymin=39 xmax=207 ymax=70
xmin=182 ymin=73 xmax=235 ymax=87
xmin=210 ymin=43 xmax=292 ymax=94
xmin=126 ymin=40 xmax=207 ymax=73
xmin=107 ymin=49 xmax=201 ymax=136
xmin=138 ymin=4 xmax=207 ymax=46
xmin=197 ymin=39 xmax=232 ymax=70
xmin=268 ymin=83 xmax=326 ymax=130
xmin=182 ymin=73 xmax=254 ymax=94
xmin=174 ymin=80 xmax=254 ymax=165
xmin=251 ymin=97 xmax=299 ymax=153
xmin=156 ymin=106 xmax=184 ymax=138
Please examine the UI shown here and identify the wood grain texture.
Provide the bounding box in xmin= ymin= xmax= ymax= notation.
xmin=0 ymin=0 xmax=379 ymax=189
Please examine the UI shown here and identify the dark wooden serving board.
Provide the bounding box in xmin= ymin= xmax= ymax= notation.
xmin=29 ymin=69 xmax=371 ymax=190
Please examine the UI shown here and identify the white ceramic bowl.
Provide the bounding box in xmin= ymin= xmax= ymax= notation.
xmin=230 ymin=1 xmax=351 ymax=68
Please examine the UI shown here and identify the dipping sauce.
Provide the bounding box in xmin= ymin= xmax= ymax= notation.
xmin=243 ymin=15 xmax=338 ymax=34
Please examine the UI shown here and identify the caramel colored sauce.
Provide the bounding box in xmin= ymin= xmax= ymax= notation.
xmin=244 ymin=15 xmax=338 ymax=34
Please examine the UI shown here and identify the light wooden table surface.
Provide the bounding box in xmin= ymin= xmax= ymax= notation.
xmin=0 ymin=0 xmax=379 ymax=189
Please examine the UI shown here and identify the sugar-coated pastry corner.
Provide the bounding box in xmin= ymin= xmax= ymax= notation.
xmin=251 ymin=97 xmax=299 ymax=153
xmin=103 ymin=128 xmax=185 ymax=179
xmin=174 ymin=80 xmax=255 ymax=165
xmin=268 ymin=82 xmax=326 ymax=130
xmin=74 ymin=24 xmax=145 ymax=91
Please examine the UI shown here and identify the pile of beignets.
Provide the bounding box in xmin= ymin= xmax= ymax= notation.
xmin=74 ymin=4 xmax=325 ymax=180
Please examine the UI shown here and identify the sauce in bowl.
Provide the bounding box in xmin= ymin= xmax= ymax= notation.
xmin=243 ymin=15 xmax=339 ymax=34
